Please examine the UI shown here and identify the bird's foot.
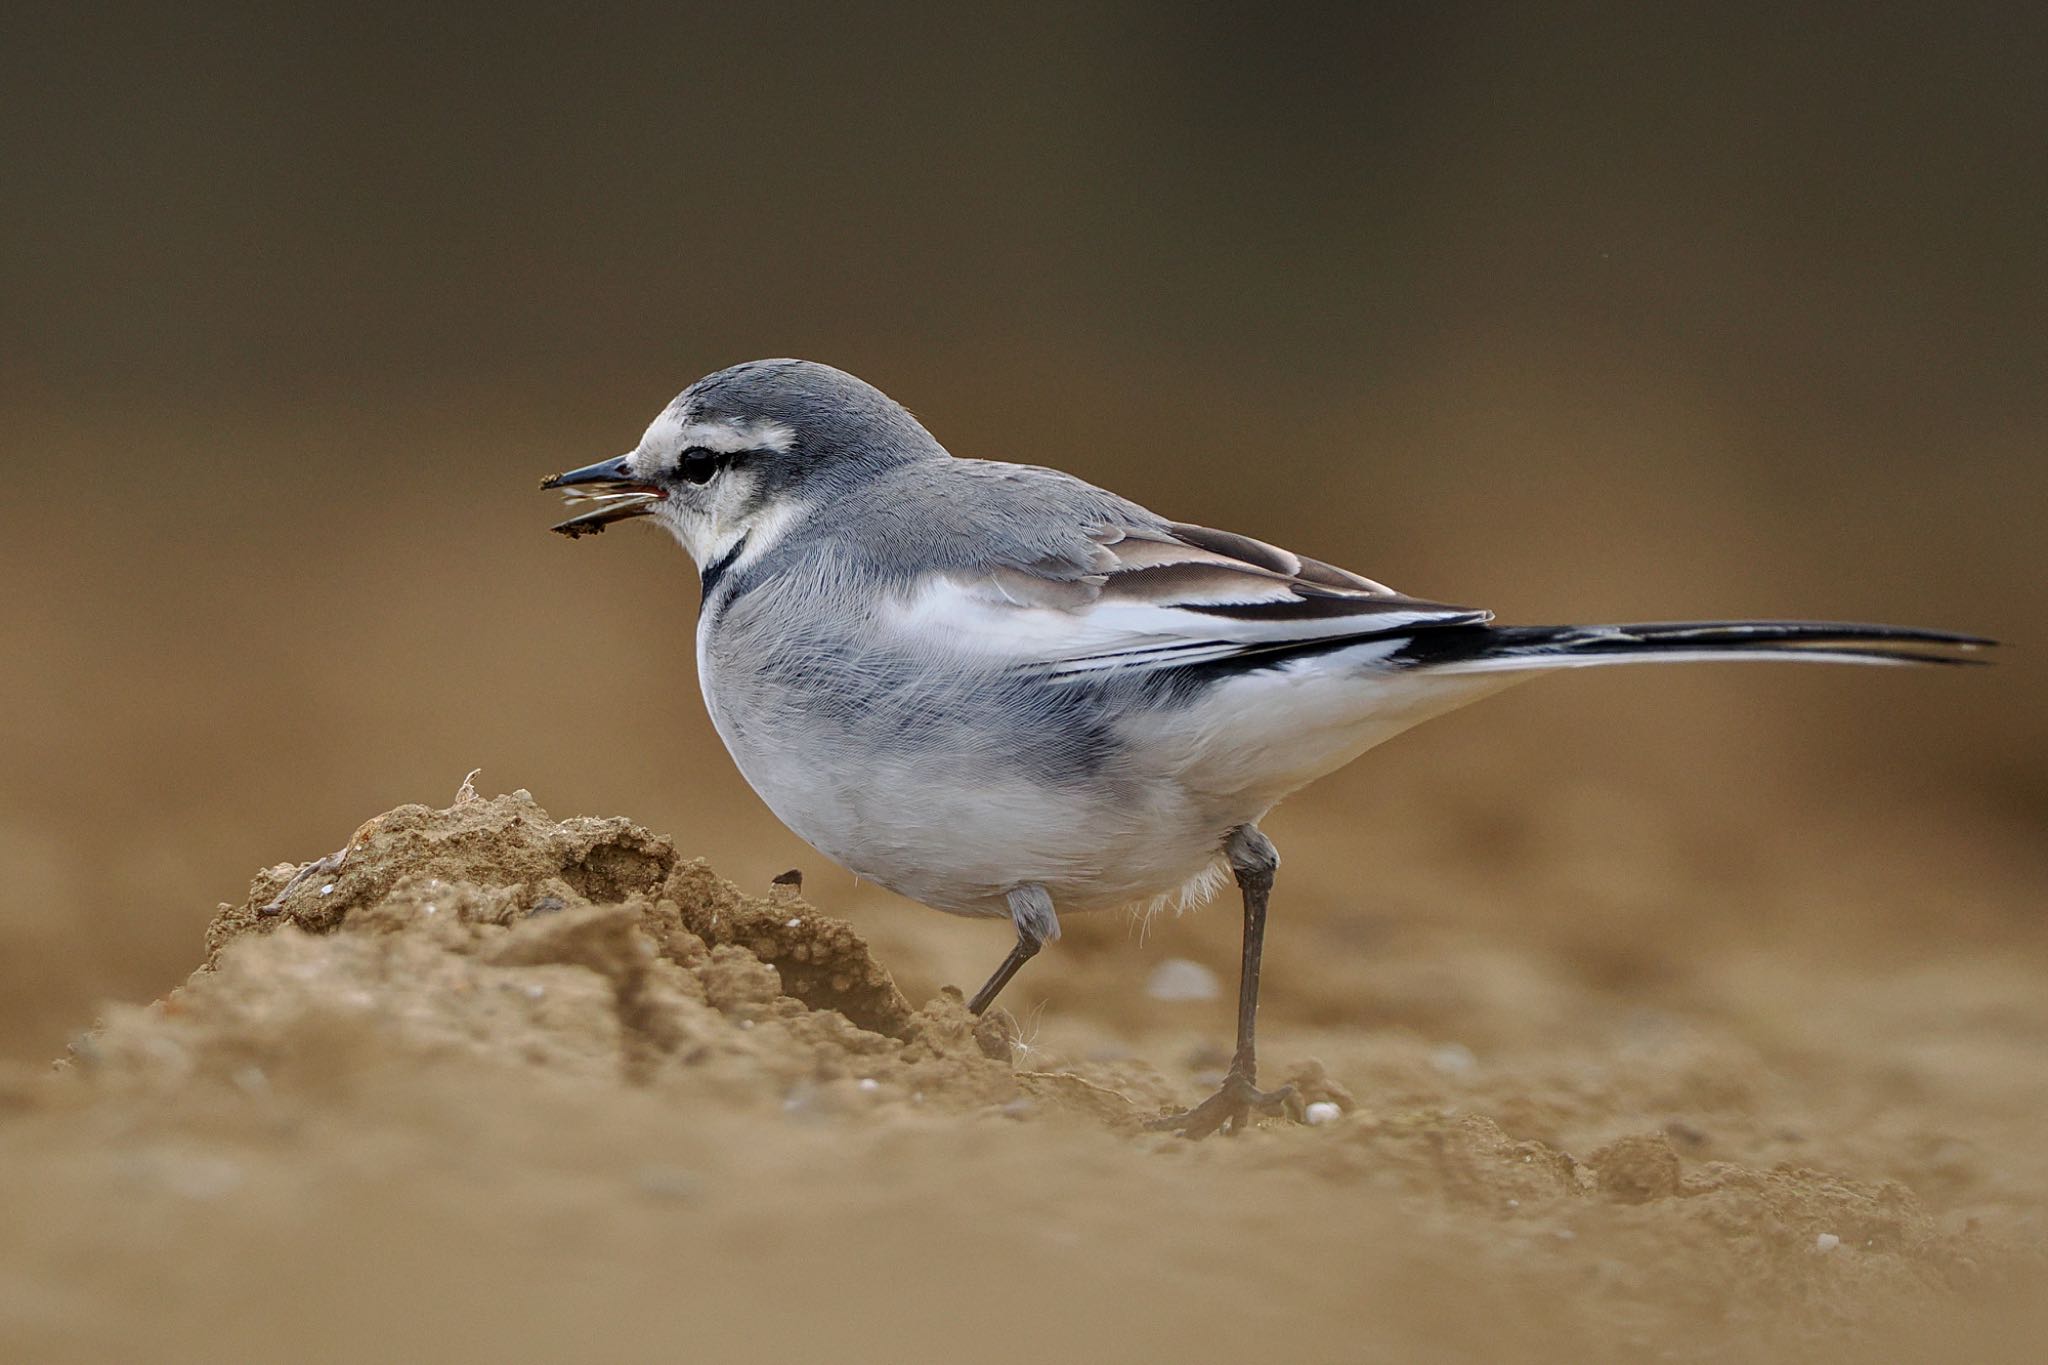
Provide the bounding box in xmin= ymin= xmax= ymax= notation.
xmin=1145 ymin=1068 xmax=1304 ymax=1139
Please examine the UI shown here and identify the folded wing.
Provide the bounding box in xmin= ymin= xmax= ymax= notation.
xmin=891 ymin=520 xmax=1489 ymax=679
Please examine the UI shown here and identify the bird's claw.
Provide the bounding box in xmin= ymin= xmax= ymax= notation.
xmin=1145 ymin=1070 xmax=1304 ymax=1139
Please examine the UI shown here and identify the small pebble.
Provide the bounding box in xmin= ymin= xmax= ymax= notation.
xmin=1815 ymin=1232 xmax=1841 ymax=1253
xmin=857 ymin=1078 xmax=880 ymax=1092
xmin=1146 ymin=958 xmax=1221 ymax=1002
xmin=784 ymin=917 xmax=801 ymax=928
xmin=1429 ymin=1042 xmax=1477 ymax=1076
xmin=319 ymin=884 xmax=335 ymax=896
xmin=1304 ymin=1101 xmax=1342 ymax=1125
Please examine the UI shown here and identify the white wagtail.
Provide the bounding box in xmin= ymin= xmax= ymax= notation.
xmin=542 ymin=359 xmax=1991 ymax=1136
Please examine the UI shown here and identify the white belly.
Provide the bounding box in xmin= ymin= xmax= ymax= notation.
xmin=700 ymin=629 xmax=1516 ymax=920
xmin=705 ymin=711 xmax=1229 ymax=917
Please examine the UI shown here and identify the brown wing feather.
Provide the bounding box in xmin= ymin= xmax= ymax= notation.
xmin=1086 ymin=521 xmax=1479 ymax=625
xmin=1161 ymin=522 xmax=1303 ymax=576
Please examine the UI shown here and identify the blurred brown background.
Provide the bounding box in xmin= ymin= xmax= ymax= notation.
xmin=2 ymin=2 xmax=2043 ymax=1062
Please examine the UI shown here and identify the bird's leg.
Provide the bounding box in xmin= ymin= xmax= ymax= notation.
xmin=1147 ymin=825 xmax=1305 ymax=1137
xmin=966 ymin=938 xmax=1039 ymax=1016
xmin=967 ymin=885 xmax=1058 ymax=1017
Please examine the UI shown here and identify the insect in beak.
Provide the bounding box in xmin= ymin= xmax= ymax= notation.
xmin=540 ymin=455 xmax=665 ymax=538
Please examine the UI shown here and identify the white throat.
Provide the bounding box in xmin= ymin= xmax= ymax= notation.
xmin=667 ymin=497 xmax=812 ymax=594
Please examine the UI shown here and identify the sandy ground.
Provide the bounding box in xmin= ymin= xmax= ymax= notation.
xmin=0 ymin=395 xmax=2038 ymax=1364
xmin=7 ymin=14 xmax=2046 ymax=1358
xmin=2 ymin=786 xmax=2042 ymax=1364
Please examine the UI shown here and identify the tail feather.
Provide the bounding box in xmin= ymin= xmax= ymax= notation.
xmin=1393 ymin=621 xmax=1997 ymax=675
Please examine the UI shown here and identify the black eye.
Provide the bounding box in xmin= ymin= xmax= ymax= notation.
xmin=678 ymin=446 xmax=722 ymax=484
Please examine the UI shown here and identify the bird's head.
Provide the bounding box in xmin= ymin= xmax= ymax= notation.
xmin=541 ymin=359 xmax=946 ymax=570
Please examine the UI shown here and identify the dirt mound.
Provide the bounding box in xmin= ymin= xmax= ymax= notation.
xmin=0 ymin=792 xmax=2041 ymax=1364
xmin=221 ymin=790 xmax=917 ymax=1038
xmin=170 ymin=790 xmax=1115 ymax=1115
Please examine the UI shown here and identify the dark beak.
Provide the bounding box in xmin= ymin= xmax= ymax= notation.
xmin=539 ymin=455 xmax=665 ymax=538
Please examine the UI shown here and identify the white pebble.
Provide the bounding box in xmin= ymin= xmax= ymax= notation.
xmin=784 ymin=917 xmax=801 ymax=928
xmin=1304 ymin=1101 xmax=1342 ymax=1125
xmin=1815 ymin=1232 xmax=1841 ymax=1253
xmin=1430 ymin=1042 xmax=1477 ymax=1076
xmin=318 ymin=884 xmax=335 ymax=896
xmin=857 ymin=1078 xmax=880 ymax=1092
xmin=1145 ymin=958 xmax=1221 ymax=1002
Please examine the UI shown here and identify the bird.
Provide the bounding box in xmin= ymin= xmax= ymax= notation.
xmin=541 ymin=358 xmax=1991 ymax=1137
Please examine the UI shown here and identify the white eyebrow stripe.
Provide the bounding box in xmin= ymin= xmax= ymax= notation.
xmin=675 ymin=418 xmax=796 ymax=455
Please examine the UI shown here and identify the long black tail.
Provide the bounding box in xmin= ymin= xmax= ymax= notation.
xmin=1391 ymin=620 xmax=1997 ymax=675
